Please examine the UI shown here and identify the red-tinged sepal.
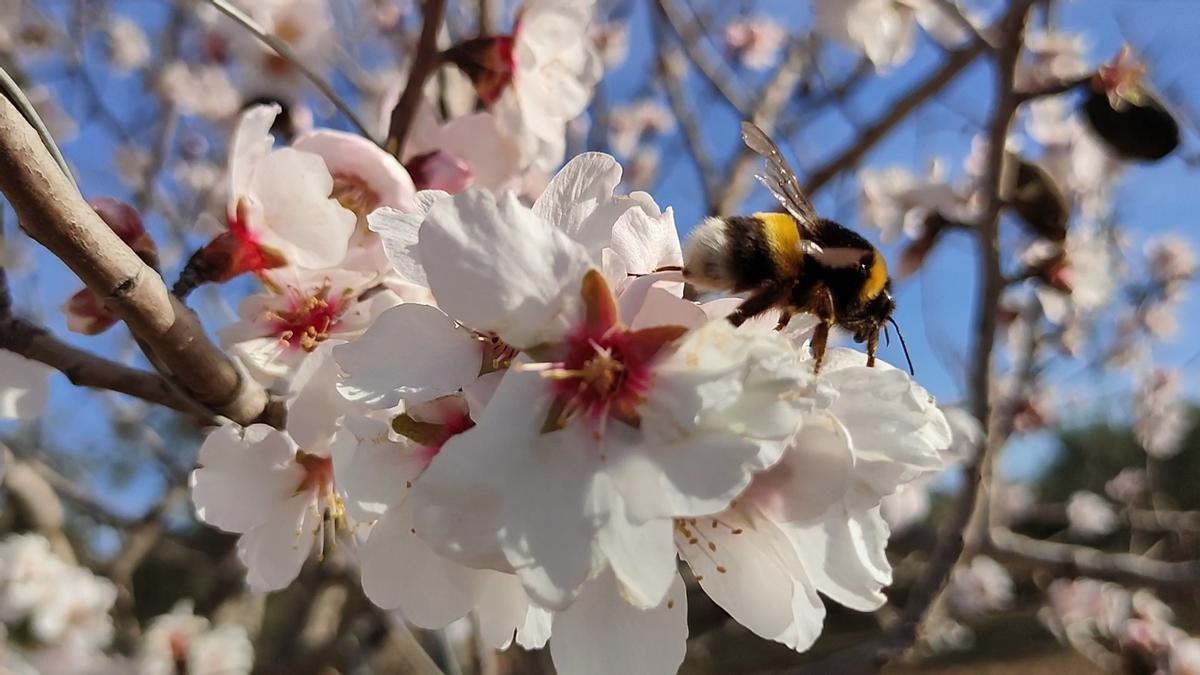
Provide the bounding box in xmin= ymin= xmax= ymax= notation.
xmin=580 ymin=269 xmax=619 ymax=336
xmin=620 ymin=325 xmax=688 ymax=366
xmin=174 ymin=199 xmax=287 ymax=297
xmin=442 ymin=35 xmax=516 ymax=106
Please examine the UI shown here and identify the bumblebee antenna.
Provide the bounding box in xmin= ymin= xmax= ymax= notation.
xmin=883 ymin=323 xmax=892 ymax=347
xmin=887 ymin=317 xmax=915 ymax=375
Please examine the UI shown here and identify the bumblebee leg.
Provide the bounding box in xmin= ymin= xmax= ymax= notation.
xmin=775 ymin=310 xmax=793 ymax=331
xmin=809 ymin=287 xmax=836 ymax=373
xmin=626 ymin=265 xmax=683 ymax=278
xmin=866 ymin=330 xmax=879 ymax=368
xmin=811 ymin=320 xmax=831 ymax=372
xmin=728 ymin=283 xmax=790 ymax=327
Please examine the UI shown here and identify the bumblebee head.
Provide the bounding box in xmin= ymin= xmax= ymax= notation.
xmin=852 ymin=284 xmax=895 ymax=342
xmin=849 ymin=287 xmax=914 ymax=375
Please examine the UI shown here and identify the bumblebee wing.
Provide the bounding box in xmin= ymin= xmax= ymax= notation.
xmin=741 ymin=121 xmax=822 ymax=237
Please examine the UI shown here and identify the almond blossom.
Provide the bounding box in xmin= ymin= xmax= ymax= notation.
xmin=334 ymin=404 xmax=553 ymax=649
xmin=213 ymin=0 xmax=336 ymax=99
xmin=1066 ymin=491 xmax=1119 ymax=538
xmin=404 ymin=102 xmax=520 ymax=193
xmin=291 ymin=127 xmax=417 ymax=273
xmin=446 ymin=0 xmax=603 ymax=171
xmin=813 ymin=0 xmax=971 ymax=70
xmin=190 ymin=423 xmax=350 ymax=592
xmin=135 ymin=601 xmax=253 ymax=675
xmin=218 ymin=268 xmax=401 ymax=387
xmin=859 ymin=161 xmax=970 ymax=243
xmin=185 ymin=105 xmax=356 ymax=282
xmin=0 ymin=534 xmax=116 ymax=654
xmin=336 ymin=152 xmax=683 ymax=410
xmin=394 ymin=201 xmax=797 ymax=611
xmin=671 ymin=348 xmax=948 ymax=651
xmin=724 ymin=16 xmax=787 ymax=70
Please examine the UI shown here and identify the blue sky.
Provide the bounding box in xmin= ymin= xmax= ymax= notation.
xmin=4 ymin=0 xmax=1198 ymax=524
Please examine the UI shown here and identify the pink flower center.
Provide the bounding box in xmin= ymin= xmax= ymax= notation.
xmin=543 ymin=329 xmax=655 ymax=430
xmin=267 ymin=284 xmax=349 ymax=352
xmin=531 ymin=270 xmax=686 ymax=435
xmin=296 ymin=451 xmax=334 ymax=494
xmin=391 ymin=396 xmax=476 ymax=471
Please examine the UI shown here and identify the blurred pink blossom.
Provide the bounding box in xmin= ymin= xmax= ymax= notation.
xmin=724 ymin=16 xmax=787 ymax=70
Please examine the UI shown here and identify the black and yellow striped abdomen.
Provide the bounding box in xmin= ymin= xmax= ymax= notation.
xmin=682 ymin=212 xmax=805 ymax=293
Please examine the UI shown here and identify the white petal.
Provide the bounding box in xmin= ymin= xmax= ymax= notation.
xmin=608 ymin=205 xmax=682 ymax=279
xmin=551 ymin=570 xmax=688 ymax=675
xmin=229 ymin=104 xmax=279 ymax=196
xmin=741 ymin=414 xmax=854 ymax=523
xmin=334 ymin=304 xmax=481 ymax=408
xmin=250 ymin=148 xmax=356 ymax=269
xmin=331 ymin=414 xmax=428 ymax=522
xmin=286 ymin=341 xmax=356 ymax=449
xmin=500 ymin=437 xmax=603 ymax=610
xmin=595 ymin=476 xmax=677 ymax=609
xmin=418 ymin=188 xmax=591 ymax=346
xmin=532 ymin=152 xmax=622 ymax=253
xmin=368 ymin=204 xmax=439 ymax=288
xmin=360 ymin=504 xmax=478 ymax=627
xmin=473 ymin=570 xmax=532 ymax=650
xmin=627 ymin=287 xmax=707 ymax=330
xmin=238 ymin=490 xmax=318 ymax=592
xmin=781 ymin=506 xmax=892 ymax=612
xmin=409 ymin=369 xmax=547 ymax=571
xmin=682 ymin=507 xmax=825 ymax=650
xmin=190 ymin=425 xmax=303 ymax=533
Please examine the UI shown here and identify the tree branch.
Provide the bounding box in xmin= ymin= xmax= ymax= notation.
xmin=802 ymin=40 xmax=988 ymax=196
xmin=0 ymin=317 xmax=212 ymax=418
xmin=653 ymin=11 xmax=719 ymax=209
xmin=786 ymin=4 xmax=1036 ymax=672
xmin=0 ymin=92 xmax=272 ymax=426
xmin=713 ymin=40 xmax=809 ymax=215
xmin=203 ymin=0 xmax=374 ymax=139
xmin=985 ymin=528 xmax=1200 ymax=591
xmin=1 ymin=444 xmax=76 ymax=563
xmin=656 ymin=0 xmax=753 ymax=115
xmin=386 ymin=0 xmax=448 ymax=158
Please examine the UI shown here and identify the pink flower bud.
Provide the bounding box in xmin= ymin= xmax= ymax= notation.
xmin=405 ymin=150 xmax=473 ymax=193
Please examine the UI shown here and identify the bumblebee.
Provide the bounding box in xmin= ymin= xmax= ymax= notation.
xmin=682 ymin=122 xmax=912 ymax=374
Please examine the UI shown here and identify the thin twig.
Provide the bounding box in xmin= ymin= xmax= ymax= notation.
xmin=656 ymin=0 xmax=752 ymax=114
xmin=985 ymin=528 xmax=1200 ymax=591
xmin=653 ymin=10 xmax=718 ymax=209
xmin=202 ymin=0 xmax=374 ymax=139
xmin=802 ymin=40 xmax=989 ymax=196
xmin=714 ymin=40 xmax=808 ymax=215
xmin=1014 ymin=72 xmax=1093 ymax=102
xmin=0 ymin=316 xmax=214 ymax=418
xmin=0 ymin=64 xmax=76 ymax=189
xmin=385 ymin=0 xmax=448 ymax=157
xmin=1 ymin=444 xmax=77 ymax=563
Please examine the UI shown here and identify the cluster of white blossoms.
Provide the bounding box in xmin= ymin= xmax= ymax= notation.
xmin=0 ymin=534 xmax=117 ymax=672
xmin=187 ymin=89 xmax=952 ymax=670
xmin=0 ymin=534 xmax=253 ymax=674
